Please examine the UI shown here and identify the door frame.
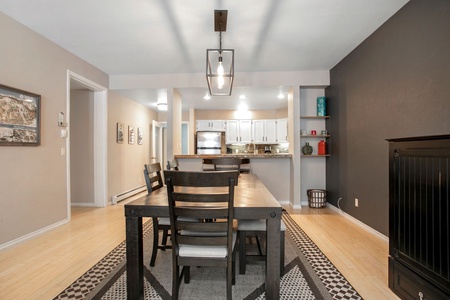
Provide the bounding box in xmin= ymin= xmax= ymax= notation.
xmin=66 ymin=71 xmax=108 ymax=217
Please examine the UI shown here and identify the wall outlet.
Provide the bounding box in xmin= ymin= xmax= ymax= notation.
xmin=355 ymin=198 xmax=359 ymax=207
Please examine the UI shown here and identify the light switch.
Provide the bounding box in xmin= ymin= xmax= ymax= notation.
xmin=61 ymin=129 xmax=67 ymax=138
xmin=61 ymin=148 xmax=66 ymax=156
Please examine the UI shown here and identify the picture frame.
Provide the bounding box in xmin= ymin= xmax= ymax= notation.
xmin=0 ymin=84 xmax=41 ymax=146
xmin=128 ymin=126 xmax=134 ymax=144
xmin=117 ymin=122 xmax=124 ymax=143
xmin=137 ymin=127 xmax=143 ymax=145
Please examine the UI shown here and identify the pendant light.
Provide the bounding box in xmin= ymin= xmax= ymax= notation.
xmin=206 ymin=10 xmax=234 ymax=96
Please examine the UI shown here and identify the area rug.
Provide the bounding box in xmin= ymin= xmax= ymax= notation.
xmin=53 ymin=212 xmax=362 ymax=299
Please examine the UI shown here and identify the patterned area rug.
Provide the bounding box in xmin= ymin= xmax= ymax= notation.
xmin=53 ymin=212 xmax=362 ymax=299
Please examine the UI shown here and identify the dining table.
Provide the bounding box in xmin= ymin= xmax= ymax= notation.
xmin=124 ymin=173 xmax=282 ymax=300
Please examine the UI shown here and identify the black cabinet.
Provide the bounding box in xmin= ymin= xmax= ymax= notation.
xmin=387 ymin=135 xmax=450 ymax=300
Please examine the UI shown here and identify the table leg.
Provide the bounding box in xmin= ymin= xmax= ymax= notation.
xmin=266 ymin=214 xmax=281 ymax=299
xmin=126 ymin=216 xmax=144 ymax=300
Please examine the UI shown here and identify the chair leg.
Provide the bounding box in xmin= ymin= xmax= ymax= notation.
xmin=239 ymin=231 xmax=246 ymax=274
xmin=172 ymin=264 xmax=180 ymax=300
xmin=161 ymin=228 xmax=169 ymax=250
xmin=232 ymin=246 xmax=236 ymax=285
xmin=280 ymin=231 xmax=285 ymax=276
xmin=226 ymin=264 xmax=232 ymax=300
xmin=150 ymin=217 xmax=159 ymax=267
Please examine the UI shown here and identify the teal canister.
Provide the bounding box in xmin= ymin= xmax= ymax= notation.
xmin=317 ymin=97 xmax=326 ymax=116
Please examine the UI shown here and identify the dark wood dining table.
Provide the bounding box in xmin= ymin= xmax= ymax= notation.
xmin=124 ymin=173 xmax=282 ymax=299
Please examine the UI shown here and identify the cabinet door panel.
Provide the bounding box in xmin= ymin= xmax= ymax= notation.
xmin=239 ymin=120 xmax=252 ymax=143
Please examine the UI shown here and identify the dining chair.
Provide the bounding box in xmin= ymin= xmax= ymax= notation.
xmin=143 ymin=162 xmax=171 ymax=267
xmin=238 ymin=219 xmax=286 ymax=276
xmin=164 ymin=170 xmax=239 ymax=300
xmin=211 ymin=157 xmax=242 ymax=173
xmin=167 ymin=158 xmax=179 ymax=170
xmin=201 ymin=158 xmax=214 ymax=171
xmin=240 ymin=158 xmax=251 ymax=174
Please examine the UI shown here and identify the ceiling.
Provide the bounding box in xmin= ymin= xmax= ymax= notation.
xmin=0 ymin=0 xmax=408 ymax=111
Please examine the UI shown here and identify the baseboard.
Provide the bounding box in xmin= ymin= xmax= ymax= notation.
xmin=0 ymin=218 xmax=69 ymax=251
xmin=327 ymin=204 xmax=389 ymax=242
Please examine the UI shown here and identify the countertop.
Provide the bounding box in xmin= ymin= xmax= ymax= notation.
xmin=174 ymin=153 xmax=292 ymax=159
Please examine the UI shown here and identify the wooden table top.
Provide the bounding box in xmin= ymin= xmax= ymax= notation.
xmin=125 ymin=173 xmax=282 ymax=220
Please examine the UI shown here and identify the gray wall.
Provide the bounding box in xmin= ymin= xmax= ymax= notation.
xmin=326 ymin=0 xmax=450 ymax=235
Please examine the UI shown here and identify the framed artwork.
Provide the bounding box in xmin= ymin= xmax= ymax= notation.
xmin=137 ymin=127 xmax=143 ymax=145
xmin=117 ymin=122 xmax=124 ymax=143
xmin=0 ymin=84 xmax=41 ymax=146
xmin=128 ymin=126 xmax=134 ymax=144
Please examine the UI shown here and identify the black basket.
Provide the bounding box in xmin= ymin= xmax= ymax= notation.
xmin=307 ymin=189 xmax=327 ymax=208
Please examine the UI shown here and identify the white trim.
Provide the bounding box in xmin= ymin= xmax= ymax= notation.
xmin=0 ymin=219 xmax=69 ymax=251
xmin=70 ymin=202 xmax=98 ymax=207
xmin=327 ymin=204 xmax=389 ymax=242
xmin=67 ymin=71 xmax=108 ymax=209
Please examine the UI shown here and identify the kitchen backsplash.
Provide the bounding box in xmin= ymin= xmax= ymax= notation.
xmin=226 ymin=143 xmax=289 ymax=154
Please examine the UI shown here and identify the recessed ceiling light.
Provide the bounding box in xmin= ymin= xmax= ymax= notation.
xmin=204 ymin=93 xmax=211 ymax=100
xmin=239 ymin=94 xmax=246 ymax=100
xmin=277 ymin=93 xmax=285 ymax=99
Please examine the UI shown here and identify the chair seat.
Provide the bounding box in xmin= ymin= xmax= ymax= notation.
xmin=238 ymin=219 xmax=286 ymax=231
xmin=179 ymin=233 xmax=237 ymax=258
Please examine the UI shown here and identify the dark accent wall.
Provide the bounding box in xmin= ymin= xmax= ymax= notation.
xmin=325 ymin=0 xmax=450 ymax=235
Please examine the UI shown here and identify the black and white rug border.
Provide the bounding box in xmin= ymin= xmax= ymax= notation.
xmin=54 ymin=213 xmax=362 ymax=300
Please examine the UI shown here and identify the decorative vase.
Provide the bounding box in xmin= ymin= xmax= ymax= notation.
xmin=302 ymin=142 xmax=313 ymax=155
xmin=317 ymin=97 xmax=326 ymax=116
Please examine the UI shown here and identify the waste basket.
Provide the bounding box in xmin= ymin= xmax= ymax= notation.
xmin=307 ymin=189 xmax=327 ymax=208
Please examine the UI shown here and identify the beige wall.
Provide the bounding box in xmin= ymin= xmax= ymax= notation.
xmin=0 ymin=12 xmax=108 ymax=246
xmin=70 ymin=90 xmax=95 ymax=205
xmin=108 ymin=92 xmax=158 ymax=202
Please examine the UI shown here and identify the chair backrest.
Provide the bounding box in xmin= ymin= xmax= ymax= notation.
xmin=164 ymin=170 xmax=239 ymax=260
xmin=211 ymin=158 xmax=242 ymax=173
xmin=143 ymin=162 xmax=164 ymax=193
xmin=167 ymin=159 xmax=179 ymax=170
xmin=201 ymin=158 xmax=214 ymax=171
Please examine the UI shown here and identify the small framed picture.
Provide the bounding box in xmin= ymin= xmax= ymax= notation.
xmin=137 ymin=127 xmax=143 ymax=145
xmin=0 ymin=84 xmax=41 ymax=146
xmin=128 ymin=126 xmax=134 ymax=144
xmin=117 ymin=123 xmax=124 ymax=143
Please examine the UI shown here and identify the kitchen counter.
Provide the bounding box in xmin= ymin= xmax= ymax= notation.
xmin=174 ymin=154 xmax=291 ymax=204
xmin=174 ymin=153 xmax=292 ymax=159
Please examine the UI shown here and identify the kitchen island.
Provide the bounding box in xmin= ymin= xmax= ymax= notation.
xmin=174 ymin=154 xmax=292 ymax=204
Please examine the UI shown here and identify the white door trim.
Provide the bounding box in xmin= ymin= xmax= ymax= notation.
xmin=66 ymin=70 xmax=108 ymax=215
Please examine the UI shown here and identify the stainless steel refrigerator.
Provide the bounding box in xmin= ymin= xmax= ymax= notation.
xmin=196 ymin=131 xmax=226 ymax=154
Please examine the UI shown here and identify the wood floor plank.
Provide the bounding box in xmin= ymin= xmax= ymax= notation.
xmin=0 ymin=196 xmax=398 ymax=300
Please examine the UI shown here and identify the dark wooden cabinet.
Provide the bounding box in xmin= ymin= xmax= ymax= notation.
xmin=387 ymin=135 xmax=450 ymax=300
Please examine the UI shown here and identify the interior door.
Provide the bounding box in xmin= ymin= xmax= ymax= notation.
xmin=152 ymin=120 xmax=164 ymax=164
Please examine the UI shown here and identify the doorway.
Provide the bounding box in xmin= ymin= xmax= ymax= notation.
xmin=66 ymin=71 xmax=108 ymax=219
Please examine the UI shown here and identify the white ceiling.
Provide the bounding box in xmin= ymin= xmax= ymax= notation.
xmin=0 ymin=0 xmax=408 ymax=111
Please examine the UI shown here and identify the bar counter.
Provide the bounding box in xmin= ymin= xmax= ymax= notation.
xmin=174 ymin=154 xmax=291 ymax=203
xmin=174 ymin=153 xmax=292 ymax=159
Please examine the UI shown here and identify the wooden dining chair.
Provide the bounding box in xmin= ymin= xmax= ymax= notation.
xmin=201 ymin=158 xmax=214 ymax=171
xmin=238 ymin=219 xmax=286 ymax=276
xmin=211 ymin=157 xmax=242 ymax=173
xmin=240 ymin=158 xmax=251 ymax=174
xmin=167 ymin=159 xmax=179 ymax=170
xmin=164 ymin=170 xmax=239 ymax=300
xmin=143 ymin=162 xmax=171 ymax=267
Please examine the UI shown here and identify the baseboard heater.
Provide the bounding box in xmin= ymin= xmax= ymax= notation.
xmin=111 ymin=185 xmax=147 ymax=204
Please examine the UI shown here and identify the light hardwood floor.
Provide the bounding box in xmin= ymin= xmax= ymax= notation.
xmin=0 ymin=195 xmax=399 ymax=300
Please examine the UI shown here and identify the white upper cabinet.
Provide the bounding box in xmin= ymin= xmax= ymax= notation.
xmin=276 ymin=119 xmax=288 ymax=143
xmin=196 ymin=120 xmax=226 ymax=131
xmin=252 ymin=120 xmax=277 ymax=143
xmin=226 ymin=120 xmax=252 ymax=143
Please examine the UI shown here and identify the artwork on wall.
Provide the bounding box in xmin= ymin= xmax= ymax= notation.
xmin=117 ymin=122 xmax=124 ymax=143
xmin=128 ymin=126 xmax=134 ymax=144
xmin=137 ymin=127 xmax=143 ymax=145
xmin=0 ymin=84 xmax=41 ymax=146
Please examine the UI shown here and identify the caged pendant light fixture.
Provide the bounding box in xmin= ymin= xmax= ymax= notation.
xmin=206 ymin=10 xmax=234 ymax=96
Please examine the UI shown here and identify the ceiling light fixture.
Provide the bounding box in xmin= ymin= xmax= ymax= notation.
xmin=206 ymin=10 xmax=234 ymax=96
xmin=157 ymin=101 xmax=167 ymax=111
xmin=204 ymin=93 xmax=211 ymax=100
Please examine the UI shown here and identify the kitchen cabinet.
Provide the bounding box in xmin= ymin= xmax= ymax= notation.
xmin=196 ymin=120 xmax=226 ymax=131
xmin=276 ymin=119 xmax=288 ymax=143
xmin=252 ymin=120 xmax=277 ymax=143
xmin=226 ymin=120 xmax=252 ymax=143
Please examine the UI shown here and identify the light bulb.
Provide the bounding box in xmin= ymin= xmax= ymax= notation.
xmin=217 ymin=58 xmax=224 ymax=89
